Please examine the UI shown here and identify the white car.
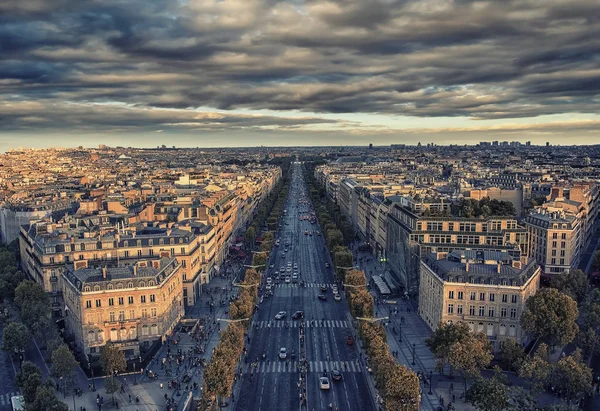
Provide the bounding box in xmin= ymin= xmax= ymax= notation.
xmin=266 ymin=284 xmax=272 ymax=291
xmin=285 ymin=276 xmax=291 ymax=283
xmin=279 ymin=347 xmax=287 ymax=359
xmin=319 ymin=377 xmax=330 ymax=390
xmin=269 ymin=264 xmax=274 ymax=268
xmin=275 ymin=311 xmax=287 ymax=320
xmin=266 ymin=277 xmax=272 ymax=285
xmin=334 ymin=293 xmax=341 ymax=302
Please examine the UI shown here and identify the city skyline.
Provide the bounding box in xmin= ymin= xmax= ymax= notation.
xmin=2 ymin=0 xmax=599 ymax=150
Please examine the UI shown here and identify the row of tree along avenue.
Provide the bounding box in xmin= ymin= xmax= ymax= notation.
xmin=199 ymin=164 xmax=290 ymax=410
xmin=304 ymin=163 xmax=420 ymax=411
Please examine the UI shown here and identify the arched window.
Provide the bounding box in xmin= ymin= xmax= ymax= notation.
xmin=139 ymin=281 xmax=146 ymax=287
xmin=107 ymin=284 xmax=114 ymax=290
xmin=93 ymin=285 xmax=101 ymax=292
xmin=87 ymin=331 xmax=96 ymax=344
xmin=110 ymin=328 xmax=118 ymax=341
xmin=151 ymin=324 xmax=158 ymax=335
xmin=84 ymin=286 xmax=91 ymax=292
xmin=149 ymin=280 xmax=155 ymax=286
xmin=141 ymin=325 xmax=149 ymax=336
xmin=477 ymin=322 xmax=484 ymax=333
xmin=468 ymin=322 xmax=475 ymax=331
xmin=117 ymin=283 xmax=123 ymax=289
xmin=130 ymin=327 xmax=137 ymax=340
xmin=509 ymin=325 xmax=516 ymax=337
xmin=486 ymin=323 xmax=494 ymax=336
xmin=119 ymin=328 xmax=127 ymax=340
xmin=128 ymin=282 xmax=134 ymax=288
xmin=98 ymin=330 xmax=104 ymax=342
xmin=499 ymin=324 xmax=507 ymax=336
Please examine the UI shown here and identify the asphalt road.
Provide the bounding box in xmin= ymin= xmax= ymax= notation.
xmin=234 ymin=163 xmax=373 ymax=411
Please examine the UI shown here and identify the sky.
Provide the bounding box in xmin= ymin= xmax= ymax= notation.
xmin=1 ymin=0 xmax=599 ymax=150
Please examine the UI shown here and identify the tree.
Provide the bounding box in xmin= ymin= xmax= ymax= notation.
xmin=581 ymin=288 xmax=600 ymax=331
xmin=425 ymin=322 xmax=471 ymax=371
xmin=326 ymin=229 xmax=344 ymax=250
xmin=14 ymin=280 xmax=51 ymax=337
xmin=466 ymin=375 xmax=509 ymax=411
xmin=27 ymin=381 xmax=68 ymax=411
xmin=51 ymin=344 xmax=78 ymax=381
xmin=520 ymin=288 xmax=579 ymax=347
xmin=384 ymin=364 xmax=420 ymax=410
xmin=251 ymin=252 xmax=267 ymax=271
xmin=16 ymin=361 xmax=42 ymax=404
xmin=99 ymin=343 xmax=126 ymax=376
xmin=347 ymin=288 xmax=374 ymax=318
xmin=550 ymin=269 xmax=589 ymax=304
xmin=499 ymin=339 xmax=526 ymax=372
xmin=2 ymin=321 xmax=30 ymax=353
xmin=104 ymin=376 xmax=121 ymax=398
xmin=447 ymin=332 xmax=493 ymax=391
xmin=519 ymin=343 xmax=552 ymax=394
xmin=244 ymin=226 xmax=256 ymax=248
xmin=550 ymin=349 xmax=592 ymax=401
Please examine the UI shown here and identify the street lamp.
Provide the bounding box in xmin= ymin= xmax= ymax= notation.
xmin=428 ymin=371 xmax=433 ymax=395
xmin=412 ymin=343 xmax=416 ymax=366
xmin=87 ymin=354 xmax=96 ymax=391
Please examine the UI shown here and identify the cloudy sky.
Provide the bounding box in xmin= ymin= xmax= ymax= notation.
xmin=1 ymin=0 xmax=599 ymax=149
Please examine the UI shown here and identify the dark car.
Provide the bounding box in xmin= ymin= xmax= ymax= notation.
xmin=318 ymin=294 xmax=327 ymax=301
xmin=182 ymin=374 xmax=192 ymax=383
xmin=292 ymin=311 xmax=304 ymax=319
xmin=320 ymin=286 xmax=328 ymax=293
xmin=331 ymin=369 xmax=342 ymax=381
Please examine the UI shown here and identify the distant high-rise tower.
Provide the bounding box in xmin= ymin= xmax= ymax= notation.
xmin=369 ymin=143 xmax=373 ymax=149
xmin=546 ymin=142 xmax=550 ymax=147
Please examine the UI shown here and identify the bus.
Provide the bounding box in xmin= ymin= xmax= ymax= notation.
xmin=11 ymin=396 xmax=24 ymax=411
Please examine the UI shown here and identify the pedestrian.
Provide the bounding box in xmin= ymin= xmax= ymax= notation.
xmin=129 ymin=395 xmax=132 ymax=403
xmin=160 ymin=382 xmax=164 ymax=390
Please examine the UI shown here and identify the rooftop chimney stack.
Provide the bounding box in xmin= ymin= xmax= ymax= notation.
xmin=102 ymin=267 xmax=107 ymax=279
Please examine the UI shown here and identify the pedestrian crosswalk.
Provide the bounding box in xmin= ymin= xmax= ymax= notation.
xmin=255 ymin=320 xmax=349 ymax=329
xmin=0 ymin=392 xmax=21 ymax=406
xmin=272 ymin=283 xmax=337 ymax=289
xmin=243 ymin=360 xmax=362 ymax=373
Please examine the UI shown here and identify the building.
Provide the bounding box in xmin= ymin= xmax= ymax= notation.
xmin=525 ymin=209 xmax=582 ymax=275
xmin=418 ymin=250 xmax=541 ymax=352
xmin=387 ymin=198 xmax=528 ymax=297
xmin=19 ymin=218 xmax=216 ymax=311
xmin=61 ymin=257 xmax=184 ymax=361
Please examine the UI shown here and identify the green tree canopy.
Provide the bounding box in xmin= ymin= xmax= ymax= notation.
xmin=466 ymin=375 xmax=509 ymax=411
xmin=550 ymin=269 xmax=589 ymax=304
xmin=499 ymin=339 xmax=526 ymax=372
xmin=51 ymin=343 xmax=78 ymax=380
xmin=425 ymin=322 xmax=471 ymax=371
xmin=591 ymin=250 xmax=600 ymax=271
xmin=519 ymin=343 xmax=552 ymax=394
xmin=16 ymin=361 xmax=42 ymax=404
xmin=99 ymin=343 xmax=126 ymax=376
xmin=520 ymin=288 xmax=579 ymax=346
xmin=2 ymin=321 xmax=30 ymax=353
xmin=26 ymin=381 xmax=68 ymax=411
xmin=550 ymin=349 xmax=593 ymax=401
xmin=447 ymin=331 xmax=493 ymax=391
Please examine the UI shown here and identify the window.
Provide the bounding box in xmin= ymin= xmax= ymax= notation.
xmin=486 ymin=323 xmax=494 ymax=336
xmin=130 ymin=327 xmax=137 ymax=339
xmin=560 ymin=258 xmax=565 ymax=265
xmin=141 ymin=325 xmax=149 ymax=336
xmin=151 ymin=324 xmax=158 ymax=335
xmin=458 ymin=291 xmax=464 ymax=300
xmin=149 ymin=281 xmax=155 ymax=286
xmin=470 ymin=292 xmax=476 ymax=301
xmin=118 ymin=297 xmax=124 ymax=305
xmin=129 ymin=309 xmax=135 ymax=319
xmin=119 ymin=311 xmax=125 ymax=321
xmin=499 ymin=324 xmax=506 ymax=335
xmin=479 ymin=292 xmax=485 ymax=301
xmin=447 ymin=304 xmax=454 ymax=314
xmin=150 ymin=294 xmax=156 ymax=303
xmin=84 ymin=286 xmax=91 ymax=292
xmin=479 ymin=306 xmax=485 ymax=316
xmin=502 ymin=294 xmax=508 ymax=303
xmin=552 ymin=233 xmax=558 ymax=239
xmin=469 ymin=305 xmax=476 ymax=316
xmin=561 ymin=241 xmax=566 ymax=249
xmin=488 ymin=307 xmax=495 ymax=318
xmin=141 ymin=308 xmax=148 ymax=318
xmin=509 ymin=325 xmax=516 ymax=337
xmin=140 ymin=295 xmax=146 ymax=303
xmin=510 ymin=308 xmax=517 ymax=319
xmin=501 ymin=307 xmax=507 ymax=318
xmin=448 ymin=290 xmax=454 ymax=299
xmin=552 ymin=241 xmax=557 ymax=248
xmin=110 ymin=328 xmax=118 ymax=340
xmin=551 ymin=258 xmax=556 ymax=265
xmin=86 ymin=300 xmax=92 ymax=309
xmin=151 ymin=308 xmax=157 ymax=317
xmin=109 ymin=312 xmax=115 ymax=322
xmin=457 ymin=305 xmax=463 ymax=315
xmin=489 ymin=293 xmax=495 ymax=302
xmin=120 ymin=328 xmax=127 ymax=340
xmin=95 ymin=299 xmax=101 ymax=308
xmin=561 ymin=233 xmax=567 ymax=240
xmin=511 ymin=295 xmax=518 ymax=304
xmin=477 ymin=322 xmax=484 ymax=332
xmin=108 ymin=298 xmax=114 ymax=306
xmin=107 ymin=284 xmax=113 ymax=290
xmin=128 ymin=296 xmax=134 ymax=304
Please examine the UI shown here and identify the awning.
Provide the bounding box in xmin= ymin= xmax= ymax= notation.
xmin=372 ymin=275 xmax=391 ymax=295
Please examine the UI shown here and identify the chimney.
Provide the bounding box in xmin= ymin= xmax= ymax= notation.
xmin=102 ymin=267 xmax=107 ymax=279
xmin=497 ymin=262 xmax=502 ymax=273
xmin=133 ymin=265 xmax=137 ymax=277
xmin=465 ymin=261 xmax=469 ymax=272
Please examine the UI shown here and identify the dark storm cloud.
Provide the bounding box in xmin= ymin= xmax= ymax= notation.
xmin=0 ymin=0 xmax=599 ymax=133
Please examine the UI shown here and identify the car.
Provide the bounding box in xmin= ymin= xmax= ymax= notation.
xmin=275 ymin=311 xmax=287 ymax=320
xmin=325 ymin=262 xmax=330 ymax=268
xmin=287 ymin=262 xmax=292 ymax=267
xmin=284 ymin=248 xmax=288 ymax=252
xmin=266 ymin=277 xmax=272 ymax=284
xmin=281 ymin=254 xmax=286 ymax=258
xmin=319 ymin=377 xmax=330 ymax=390
xmin=286 ymin=267 xmax=292 ymax=272
xmin=294 ymin=264 xmax=298 ymax=269
xmin=292 ymin=311 xmax=304 ymax=319
xmin=318 ymin=294 xmax=327 ymax=301
xmin=334 ymin=293 xmax=341 ymax=302
xmin=280 ymin=266 xmax=286 ymax=272
xmin=331 ymin=369 xmax=342 ymax=381
xmin=182 ymin=374 xmax=192 ymax=383
xmin=279 ymin=347 xmax=287 ymax=359
xmin=320 ymin=286 xmax=328 ymax=293
xmin=266 ymin=284 xmax=272 ymax=291
xmin=269 ymin=264 xmax=274 ymax=268
xmin=332 ymin=285 xmax=338 ymax=292
xmin=285 ymin=276 xmax=291 ymax=283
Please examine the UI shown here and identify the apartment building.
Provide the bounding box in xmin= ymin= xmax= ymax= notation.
xmin=61 ymin=258 xmax=183 ymax=361
xmin=19 ymin=217 xmax=216 ymax=310
xmin=419 ymin=250 xmax=540 ymax=352
xmin=525 ymin=209 xmax=582 ymax=275
xmin=387 ymin=198 xmax=528 ymax=297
